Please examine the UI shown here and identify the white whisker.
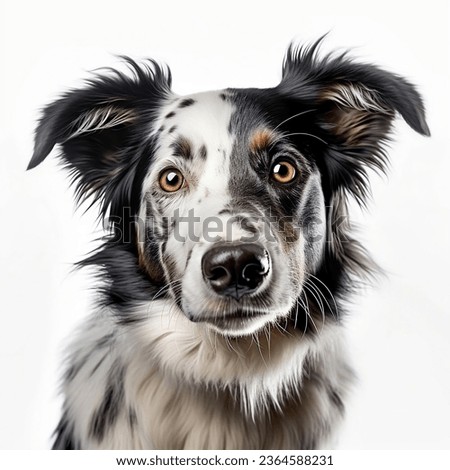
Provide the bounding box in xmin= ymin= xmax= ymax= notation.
xmin=272 ymin=131 xmax=328 ymax=146
xmin=305 ymin=272 xmax=339 ymax=319
xmin=303 ymin=282 xmax=325 ymax=333
xmin=271 ymin=109 xmax=316 ymax=133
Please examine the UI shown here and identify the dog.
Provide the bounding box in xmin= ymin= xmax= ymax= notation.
xmin=28 ymin=39 xmax=429 ymax=449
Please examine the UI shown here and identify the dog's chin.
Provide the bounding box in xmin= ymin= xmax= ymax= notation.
xmin=205 ymin=316 xmax=273 ymax=337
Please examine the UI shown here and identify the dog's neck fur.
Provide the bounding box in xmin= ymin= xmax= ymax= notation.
xmin=57 ymin=299 xmax=352 ymax=449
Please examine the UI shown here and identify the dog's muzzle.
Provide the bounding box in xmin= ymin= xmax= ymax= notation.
xmin=201 ymin=242 xmax=270 ymax=300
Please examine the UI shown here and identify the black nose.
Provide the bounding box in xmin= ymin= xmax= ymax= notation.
xmin=201 ymin=243 xmax=270 ymax=300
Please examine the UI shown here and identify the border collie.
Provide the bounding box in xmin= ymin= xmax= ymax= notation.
xmin=28 ymin=39 xmax=429 ymax=449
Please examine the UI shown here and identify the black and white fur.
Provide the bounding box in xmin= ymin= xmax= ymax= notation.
xmin=28 ymin=40 xmax=429 ymax=449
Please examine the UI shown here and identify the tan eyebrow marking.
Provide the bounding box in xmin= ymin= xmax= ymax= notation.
xmin=249 ymin=128 xmax=275 ymax=152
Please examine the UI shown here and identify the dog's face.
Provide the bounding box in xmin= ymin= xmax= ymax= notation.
xmin=28 ymin=42 xmax=429 ymax=337
xmin=139 ymin=90 xmax=326 ymax=335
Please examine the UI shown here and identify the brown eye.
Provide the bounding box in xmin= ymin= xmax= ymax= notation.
xmin=159 ymin=168 xmax=185 ymax=192
xmin=271 ymin=160 xmax=297 ymax=184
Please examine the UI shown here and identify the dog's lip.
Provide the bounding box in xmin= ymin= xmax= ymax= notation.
xmin=190 ymin=309 xmax=265 ymax=327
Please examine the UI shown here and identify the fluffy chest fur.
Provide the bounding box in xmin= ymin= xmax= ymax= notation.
xmin=59 ymin=301 xmax=352 ymax=449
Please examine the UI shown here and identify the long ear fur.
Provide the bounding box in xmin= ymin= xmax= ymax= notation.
xmin=277 ymin=38 xmax=430 ymax=205
xmin=28 ymin=58 xmax=172 ymax=218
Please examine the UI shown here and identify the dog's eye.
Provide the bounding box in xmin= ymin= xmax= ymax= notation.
xmin=270 ymin=160 xmax=297 ymax=184
xmin=159 ymin=168 xmax=185 ymax=192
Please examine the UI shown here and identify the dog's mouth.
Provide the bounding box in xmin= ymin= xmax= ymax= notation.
xmin=185 ymin=306 xmax=283 ymax=336
xmin=194 ymin=309 xmax=263 ymax=325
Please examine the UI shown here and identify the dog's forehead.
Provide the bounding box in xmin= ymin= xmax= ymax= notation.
xmin=154 ymin=90 xmax=278 ymax=162
xmin=158 ymin=91 xmax=235 ymax=144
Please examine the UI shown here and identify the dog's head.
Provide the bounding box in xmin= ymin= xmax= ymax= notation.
xmin=29 ymin=41 xmax=429 ymax=336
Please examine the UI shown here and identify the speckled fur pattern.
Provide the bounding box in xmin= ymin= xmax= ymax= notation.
xmin=28 ymin=39 xmax=429 ymax=450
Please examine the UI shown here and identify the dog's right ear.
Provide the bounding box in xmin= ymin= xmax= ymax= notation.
xmin=28 ymin=58 xmax=171 ymax=212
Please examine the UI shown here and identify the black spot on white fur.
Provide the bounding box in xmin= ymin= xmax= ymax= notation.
xmin=178 ymin=98 xmax=196 ymax=108
xmin=199 ymin=144 xmax=207 ymax=160
xmin=89 ymin=363 xmax=125 ymax=441
xmin=170 ymin=136 xmax=192 ymax=159
xmin=128 ymin=407 xmax=138 ymax=429
xmin=219 ymin=92 xmax=231 ymax=102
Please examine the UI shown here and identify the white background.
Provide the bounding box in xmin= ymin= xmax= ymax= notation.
xmin=1 ymin=0 xmax=449 ymax=450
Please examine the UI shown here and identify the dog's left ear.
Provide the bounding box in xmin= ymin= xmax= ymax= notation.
xmin=277 ymin=41 xmax=430 ymax=203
